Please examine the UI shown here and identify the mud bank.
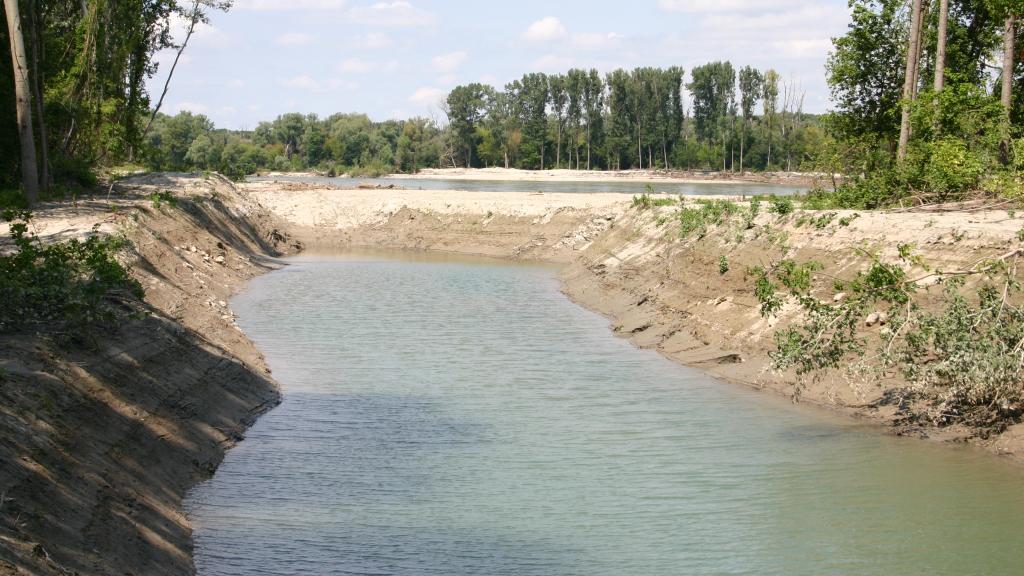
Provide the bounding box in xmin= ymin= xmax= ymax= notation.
xmin=250 ymin=181 xmax=1024 ymax=462
xmin=0 ymin=175 xmax=296 ymax=575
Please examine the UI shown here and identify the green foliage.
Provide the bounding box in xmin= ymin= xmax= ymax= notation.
xmin=921 ymin=138 xmax=987 ymax=198
xmin=741 ymin=198 xmax=761 ymax=229
xmin=760 ymin=248 xmax=1024 ymax=428
xmin=719 ymin=255 xmax=730 ymax=275
xmin=0 ymin=211 xmax=143 ymax=335
xmin=769 ymin=196 xmax=794 ymax=215
xmin=678 ymin=199 xmax=740 ymax=237
xmin=148 ymin=191 xmax=178 ymax=210
xmin=632 ymin=188 xmax=678 ymax=210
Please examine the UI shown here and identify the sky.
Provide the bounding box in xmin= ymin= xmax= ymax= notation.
xmin=148 ymin=0 xmax=855 ymax=130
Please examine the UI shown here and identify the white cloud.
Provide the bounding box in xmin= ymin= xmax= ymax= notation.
xmin=409 ymin=87 xmax=446 ymax=106
xmin=225 ymin=79 xmax=246 ymax=88
xmin=523 ymin=17 xmax=568 ymax=42
xmin=351 ymin=32 xmax=393 ymax=49
xmin=431 ymin=51 xmax=467 ymax=73
xmin=436 ymin=74 xmax=458 ymax=86
xmin=531 ymin=54 xmax=574 ymax=72
xmin=348 ymin=1 xmax=436 ymax=27
xmin=571 ymin=32 xmax=624 ymax=51
xmin=339 ymin=57 xmax=373 ymax=73
xmin=235 ymin=0 xmax=346 ymax=10
xmin=275 ymin=33 xmax=316 ymax=46
xmin=280 ymin=75 xmax=320 ymax=89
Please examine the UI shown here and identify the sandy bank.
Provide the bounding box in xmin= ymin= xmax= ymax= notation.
xmin=0 ymin=174 xmax=296 ymax=575
xmin=390 ymin=167 xmax=825 ymax=187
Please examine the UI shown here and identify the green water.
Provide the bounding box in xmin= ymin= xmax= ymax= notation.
xmin=186 ymin=251 xmax=1024 ymax=576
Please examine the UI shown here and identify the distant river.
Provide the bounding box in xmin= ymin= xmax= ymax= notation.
xmin=246 ymin=174 xmax=805 ymax=197
xmin=187 ymin=251 xmax=1024 ymax=576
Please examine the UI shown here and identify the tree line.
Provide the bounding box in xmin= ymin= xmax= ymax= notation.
xmin=443 ymin=65 xmax=822 ymax=174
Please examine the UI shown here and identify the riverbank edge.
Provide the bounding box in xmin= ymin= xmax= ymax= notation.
xmin=0 ymin=174 xmax=299 ymax=575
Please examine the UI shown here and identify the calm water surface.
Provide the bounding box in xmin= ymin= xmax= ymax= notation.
xmin=187 ymin=252 xmax=1024 ymax=576
xmin=247 ymin=174 xmax=804 ymax=197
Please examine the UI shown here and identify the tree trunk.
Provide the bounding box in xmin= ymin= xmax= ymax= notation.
xmin=5 ymin=0 xmax=39 ymax=205
xmin=766 ymin=114 xmax=772 ymax=169
xmin=1002 ymin=15 xmax=1016 ymax=116
xmin=586 ymin=125 xmax=591 ymax=170
xmin=1001 ymin=14 xmax=1016 ymax=164
xmin=898 ymin=0 xmax=924 ymax=161
xmin=28 ymin=0 xmax=49 ymax=189
xmin=556 ymin=125 xmax=562 ymax=169
xmin=739 ymin=120 xmax=745 ymax=172
xmin=934 ymin=0 xmax=949 ymax=92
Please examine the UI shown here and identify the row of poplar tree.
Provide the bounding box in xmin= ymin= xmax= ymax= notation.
xmin=443 ymin=64 xmax=817 ymax=174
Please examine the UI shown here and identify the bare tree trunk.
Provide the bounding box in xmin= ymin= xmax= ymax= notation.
xmin=934 ymin=0 xmax=949 ymax=92
xmin=28 ymin=0 xmax=49 ymax=189
xmin=586 ymin=124 xmax=592 ymax=170
xmin=740 ymin=119 xmax=745 ymax=172
xmin=1001 ymin=14 xmax=1017 ymax=164
xmin=898 ymin=0 xmax=924 ymax=161
xmin=143 ymin=0 xmax=200 ymax=138
xmin=1002 ymin=15 xmax=1016 ymax=115
xmin=5 ymin=0 xmax=39 ymax=205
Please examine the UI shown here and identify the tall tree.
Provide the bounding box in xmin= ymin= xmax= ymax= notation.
xmin=738 ymin=66 xmax=763 ymax=172
xmin=763 ymin=69 xmax=779 ymax=168
xmin=935 ymin=0 xmax=950 ymax=91
xmin=4 ymin=0 xmax=39 ymax=204
xmin=445 ymin=83 xmax=492 ymax=168
xmin=898 ymin=0 xmax=925 ymax=161
xmin=549 ymin=74 xmax=569 ymax=169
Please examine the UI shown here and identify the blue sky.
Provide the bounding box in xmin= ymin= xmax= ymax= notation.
xmin=149 ymin=0 xmax=854 ymax=130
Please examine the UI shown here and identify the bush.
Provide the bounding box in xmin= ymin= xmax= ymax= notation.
xmin=1 ymin=210 xmax=143 ymax=334
xmin=769 ymin=195 xmax=795 ymax=215
xmin=679 ymin=199 xmax=739 ymax=237
xmin=923 ymin=138 xmax=985 ymax=198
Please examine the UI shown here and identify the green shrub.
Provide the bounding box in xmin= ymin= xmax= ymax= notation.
xmin=769 ymin=195 xmax=795 ymax=215
xmin=923 ymin=138 xmax=985 ymax=198
xmin=679 ymin=199 xmax=739 ymax=237
xmin=1 ymin=211 xmax=143 ymax=334
xmin=718 ymin=255 xmax=730 ymax=275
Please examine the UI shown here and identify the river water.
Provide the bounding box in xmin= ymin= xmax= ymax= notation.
xmin=187 ymin=251 xmax=1024 ymax=576
xmin=246 ymin=175 xmax=805 ymax=197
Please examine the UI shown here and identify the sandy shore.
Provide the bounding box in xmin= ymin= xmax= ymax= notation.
xmin=388 ymin=167 xmax=825 ymax=186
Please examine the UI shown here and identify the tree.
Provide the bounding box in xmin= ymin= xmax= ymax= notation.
xmin=549 ymin=74 xmax=569 ymax=169
xmin=827 ymin=1 xmax=906 ymax=145
xmin=935 ymin=0 xmax=950 ymax=91
xmin=445 ymin=83 xmax=492 ymax=168
xmin=4 ymin=0 xmax=39 ymax=204
xmin=688 ymin=61 xmax=735 ymax=170
xmin=738 ymin=66 xmax=763 ymax=172
xmin=898 ymin=0 xmax=925 ymax=161
xmin=582 ymin=69 xmax=604 ymax=170
xmin=763 ymin=69 xmax=779 ymax=168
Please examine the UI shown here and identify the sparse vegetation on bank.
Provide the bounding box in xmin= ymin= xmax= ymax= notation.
xmin=0 ymin=210 xmax=142 ymax=336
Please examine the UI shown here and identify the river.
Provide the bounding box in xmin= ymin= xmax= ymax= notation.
xmin=246 ymin=174 xmax=806 ymax=197
xmin=186 ymin=251 xmax=1024 ymax=576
